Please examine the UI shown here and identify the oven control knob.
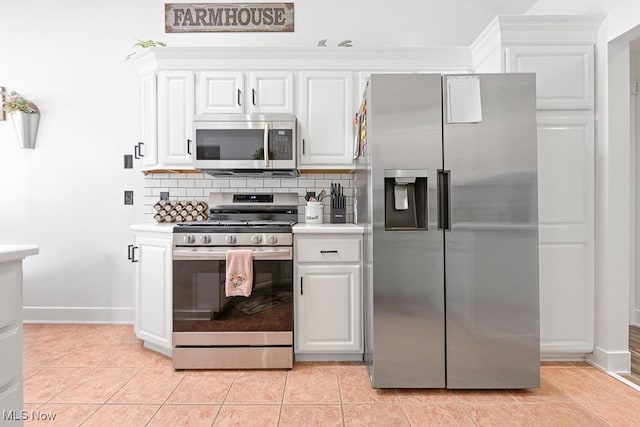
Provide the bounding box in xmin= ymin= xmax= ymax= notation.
xmin=251 ymin=234 xmax=263 ymax=244
xmin=225 ymin=235 xmax=237 ymax=244
xmin=200 ymin=234 xmax=211 ymax=244
xmin=184 ymin=234 xmax=196 ymax=244
xmin=267 ymin=234 xmax=278 ymax=245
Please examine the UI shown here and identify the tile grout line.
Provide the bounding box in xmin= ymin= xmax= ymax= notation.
xmin=78 ymin=366 xmax=144 ymax=427
xmin=143 ymin=372 xmax=188 ymax=427
xmin=336 ymin=367 xmax=346 ymax=427
xmin=210 ymin=370 xmax=242 ymax=425
xmin=32 ymin=363 xmax=102 ymax=408
xmin=278 ymin=370 xmax=289 ymax=426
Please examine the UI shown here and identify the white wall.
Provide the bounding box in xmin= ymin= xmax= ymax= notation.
xmin=3 ymin=0 xmax=536 ymax=322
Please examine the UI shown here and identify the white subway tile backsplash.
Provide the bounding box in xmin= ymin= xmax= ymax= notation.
xmin=246 ymin=179 xmax=264 ymax=187
xmin=151 ymin=188 xmax=169 ymax=196
xmin=187 ymin=188 xmax=205 ymax=197
xmin=279 ymin=179 xmax=297 ymax=187
xmin=210 ymin=179 xmax=230 ymax=188
xmin=144 ymin=172 xmax=355 ymax=223
xmin=195 ymin=179 xmax=213 ymax=188
xmin=295 ymin=179 xmax=315 ymax=187
xmin=262 ymin=179 xmax=281 ymax=187
xmin=323 ymin=173 xmax=342 ymax=179
xmin=161 ymin=179 xmax=178 ymax=187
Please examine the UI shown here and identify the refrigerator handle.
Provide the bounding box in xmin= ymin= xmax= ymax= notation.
xmin=437 ymin=169 xmax=451 ymax=231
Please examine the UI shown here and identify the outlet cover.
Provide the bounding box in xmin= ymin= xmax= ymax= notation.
xmin=123 ymin=154 xmax=133 ymax=169
xmin=124 ymin=190 xmax=134 ymax=205
xmin=160 ymin=192 xmax=169 ymax=201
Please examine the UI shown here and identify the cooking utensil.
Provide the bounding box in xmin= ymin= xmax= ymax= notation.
xmin=317 ymin=189 xmax=327 ymax=201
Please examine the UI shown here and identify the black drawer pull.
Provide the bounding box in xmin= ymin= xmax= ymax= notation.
xmin=320 ymin=250 xmax=338 ymax=254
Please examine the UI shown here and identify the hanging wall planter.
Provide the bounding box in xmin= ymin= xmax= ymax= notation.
xmin=1 ymin=89 xmax=40 ymax=149
xmin=10 ymin=107 xmax=40 ymax=149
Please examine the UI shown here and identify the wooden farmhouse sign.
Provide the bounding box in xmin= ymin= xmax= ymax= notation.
xmin=165 ymin=3 xmax=294 ymax=32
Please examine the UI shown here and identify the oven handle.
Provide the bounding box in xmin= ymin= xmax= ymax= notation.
xmin=173 ymin=246 xmax=292 ymax=261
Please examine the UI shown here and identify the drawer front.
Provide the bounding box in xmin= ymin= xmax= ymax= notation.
xmin=295 ymin=237 xmax=361 ymax=263
xmin=0 ymin=328 xmax=21 ymax=390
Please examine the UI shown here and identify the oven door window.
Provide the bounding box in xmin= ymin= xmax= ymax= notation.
xmin=173 ymin=259 xmax=293 ymax=332
xmin=195 ymin=129 xmax=266 ymax=161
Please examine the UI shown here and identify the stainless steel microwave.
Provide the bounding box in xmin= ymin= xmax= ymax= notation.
xmin=192 ymin=114 xmax=297 ymax=177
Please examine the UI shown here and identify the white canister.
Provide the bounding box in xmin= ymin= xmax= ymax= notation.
xmin=305 ymin=201 xmax=323 ymax=224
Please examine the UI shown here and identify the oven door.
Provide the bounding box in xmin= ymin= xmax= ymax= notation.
xmin=193 ymin=120 xmax=296 ymax=171
xmin=172 ymin=246 xmax=293 ymax=346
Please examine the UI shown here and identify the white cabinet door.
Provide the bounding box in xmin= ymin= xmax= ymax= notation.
xmin=249 ymin=71 xmax=294 ymax=114
xmin=298 ymin=71 xmax=355 ymax=168
xmin=196 ymin=71 xmax=294 ymax=114
xmin=196 ymin=71 xmax=244 ymax=114
xmin=139 ymin=72 xmax=158 ymax=169
xmin=158 ymin=71 xmax=195 ymax=168
xmin=295 ymin=264 xmax=362 ymax=353
xmin=506 ymin=45 xmax=594 ymax=110
xmin=537 ymin=113 xmax=595 ymax=353
xmin=134 ymin=234 xmax=172 ymax=352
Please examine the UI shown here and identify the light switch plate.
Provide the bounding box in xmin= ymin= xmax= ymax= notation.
xmin=124 ymin=191 xmax=134 ymax=205
xmin=123 ymin=154 xmax=133 ymax=169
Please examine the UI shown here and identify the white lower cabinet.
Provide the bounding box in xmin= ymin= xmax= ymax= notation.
xmin=131 ymin=230 xmax=173 ymax=356
xmin=294 ymin=232 xmax=363 ymax=361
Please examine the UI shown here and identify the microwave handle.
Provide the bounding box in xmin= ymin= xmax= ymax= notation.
xmin=263 ymin=123 xmax=269 ymax=167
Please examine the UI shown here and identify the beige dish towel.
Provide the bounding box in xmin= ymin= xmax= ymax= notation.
xmin=225 ymin=249 xmax=254 ymax=297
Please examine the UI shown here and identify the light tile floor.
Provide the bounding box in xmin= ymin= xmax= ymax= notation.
xmin=20 ymin=324 xmax=640 ymax=426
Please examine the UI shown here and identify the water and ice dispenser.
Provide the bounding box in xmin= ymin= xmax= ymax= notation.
xmin=384 ymin=169 xmax=428 ymax=230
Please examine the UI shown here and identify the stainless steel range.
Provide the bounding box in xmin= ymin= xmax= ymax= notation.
xmin=171 ymin=192 xmax=298 ymax=370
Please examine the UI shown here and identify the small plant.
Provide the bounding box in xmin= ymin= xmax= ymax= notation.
xmin=125 ymin=39 xmax=167 ymax=61
xmin=0 ymin=88 xmax=38 ymax=114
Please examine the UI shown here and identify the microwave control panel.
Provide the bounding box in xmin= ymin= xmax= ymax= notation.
xmin=269 ymin=129 xmax=293 ymax=160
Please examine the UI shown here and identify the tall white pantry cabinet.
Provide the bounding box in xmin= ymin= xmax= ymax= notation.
xmin=472 ymin=16 xmax=601 ymax=356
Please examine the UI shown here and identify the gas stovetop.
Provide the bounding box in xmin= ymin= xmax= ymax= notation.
xmin=175 ymin=220 xmax=297 ymax=227
xmin=173 ymin=192 xmax=298 ymax=238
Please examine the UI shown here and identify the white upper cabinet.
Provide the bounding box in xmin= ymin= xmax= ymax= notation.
xmin=249 ymin=71 xmax=295 ymax=113
xmin=138 ymin=72 xmax=158 ymax=169
xmin=505 ymin=45 xmax=594 ymax=110
xmin=196 ymin=71 xmax=244 ymax=114
xmin=196 ymin=71 xmax=294 ymax=115
xmin=157 ymin=71 xmax=195 ymax=168
xmin=298 ymin=71 xmax=355 ymax=169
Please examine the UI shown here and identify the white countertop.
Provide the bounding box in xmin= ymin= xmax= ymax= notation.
xmin=130 ymin=223 xmax=175 ymax=233
xmin=0 ymin=245 xmax=39 ymax=263
xmin=293 ymin=223 xmax=364 ymax=234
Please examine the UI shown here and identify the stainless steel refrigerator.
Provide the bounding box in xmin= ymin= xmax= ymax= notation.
xmin=355 ymin=73 xmax=539 ymax=389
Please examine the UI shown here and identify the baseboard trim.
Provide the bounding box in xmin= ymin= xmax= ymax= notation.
xmin=23 ymin=306 xmax=134 ymax=324
xmin=588 ymin=346 xmax=631 ymax=373
xmin=540 ymin=353 xmax=589 ymax=362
